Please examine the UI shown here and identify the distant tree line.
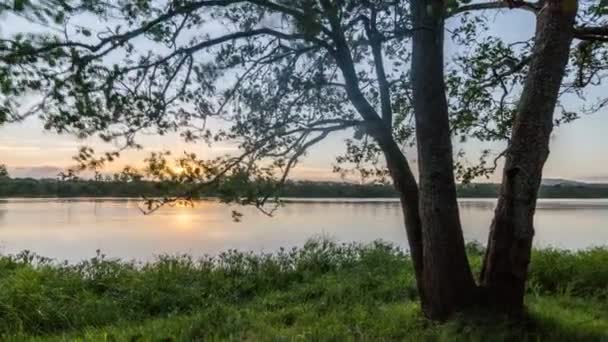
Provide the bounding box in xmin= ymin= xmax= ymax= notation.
xmin=1 ymin=178 xmax=608 ymax=199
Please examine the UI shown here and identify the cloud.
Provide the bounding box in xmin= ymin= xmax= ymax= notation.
xmin=579 ymin=175 xmax=608 ymax=184
xmin=290 ymin=166 xmax=343 ymax=181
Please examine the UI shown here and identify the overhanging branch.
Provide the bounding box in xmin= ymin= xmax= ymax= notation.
xmin=574 ymin=26 xmax=608 ymax=42
xmin=139 ymin=119 xmax=359 ymax=214
xmin=446 ymin=0 xmax=541 ymax=18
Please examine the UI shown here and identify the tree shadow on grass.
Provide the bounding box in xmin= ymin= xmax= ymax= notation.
xmin=440 ymin=297 xmax=608 ymax=342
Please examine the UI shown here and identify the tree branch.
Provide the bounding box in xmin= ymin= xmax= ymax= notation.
xmin=255 ymin=126 xmax=344 ymax=214
xmin=139 ymin=119 xmax=359 ymax=214
xmin=446 ymin=0 xmax=541 ymax=18
xmin=362 ymin=9 xmax=393 ymax=130
xmin=478 ymin=55 xmax=531 ymax=88
xmin=3 ymin=0 xmax=332 ymax=62
xmin=574 ymin=26 xmax=608 ymax=42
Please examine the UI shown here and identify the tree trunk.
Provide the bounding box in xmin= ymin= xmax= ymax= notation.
xmin=330 ymin=2 xmax=475 ymax=318
xmin=480 ymin=0 xmax=578 ymax=316
xmin=381 ymin=140 xmax=425 ymax=304
xmin=329 ymin=33 xmax=427 ymax=305
xmin=410 ymin=0 xmax=476 ymax=320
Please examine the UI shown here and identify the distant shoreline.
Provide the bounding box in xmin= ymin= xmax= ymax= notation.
xmin=3 ymin=198 xmax=608 ymax=207
xmin=2 ymin=178 xmax=608 ymax=199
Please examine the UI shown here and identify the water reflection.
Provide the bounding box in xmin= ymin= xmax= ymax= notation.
xmin=0 ymin=202 xmax=6 ymax=224
xmin=0 ymin=198 xmax=606 ymax=262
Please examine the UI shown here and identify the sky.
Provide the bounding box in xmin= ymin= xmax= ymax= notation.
xmin=1 ymin=5 xmax=607 ymax=182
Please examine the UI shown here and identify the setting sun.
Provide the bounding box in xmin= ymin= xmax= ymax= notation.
xmin=171 ymin=165 xmax=184 ymax=174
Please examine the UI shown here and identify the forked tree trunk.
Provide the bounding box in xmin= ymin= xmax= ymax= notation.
xmin=480 ymin=0 xmax=578 ymax=315
xmin=410 ymin=0 xmax=476 ymax=320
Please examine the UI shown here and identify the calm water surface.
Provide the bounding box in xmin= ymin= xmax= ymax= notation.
xmin=0 ymin=198 xmax=607 ymax=262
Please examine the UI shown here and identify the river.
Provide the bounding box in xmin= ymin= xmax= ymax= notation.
xmin=1 ymin=198 xmax=607 ymax=262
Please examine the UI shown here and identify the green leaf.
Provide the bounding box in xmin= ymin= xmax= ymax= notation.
xmin=13 ymin=0 xmax=27 ymax=11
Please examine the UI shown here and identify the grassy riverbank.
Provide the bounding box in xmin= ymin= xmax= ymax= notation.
xmin=1 ymin=239 xmax=607 ymax=341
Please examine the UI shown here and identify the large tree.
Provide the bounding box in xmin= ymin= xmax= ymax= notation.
xmin=408 ymin=0 xmax=606 ymax=316
xmin=446 ymin=0 xmax=607 ymax=314
xmin=1 ymin=0 xmax=607 ymax=319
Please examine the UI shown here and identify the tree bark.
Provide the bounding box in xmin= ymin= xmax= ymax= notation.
xmin=410 ymin=0 xmax=476 ymax=320
xmin=381 ymin=139 xmax=426 ymax=304
xmin=480 ymin=0 xmax=578 ymax=316
xmin=329 ymin=0 xmax=478 ymax=319
xmin=326 ymin=27 xmax=427 ymax=304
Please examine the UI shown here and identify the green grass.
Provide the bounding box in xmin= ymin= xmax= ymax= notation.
xmin=1 ymin=239 xmax=607 ymax=341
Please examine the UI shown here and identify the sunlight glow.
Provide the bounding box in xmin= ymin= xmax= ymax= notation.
xmin=173 ymin=209 xmax=196 ymax=230
xmin=172 ymin=166 xmax=185 ymax=174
